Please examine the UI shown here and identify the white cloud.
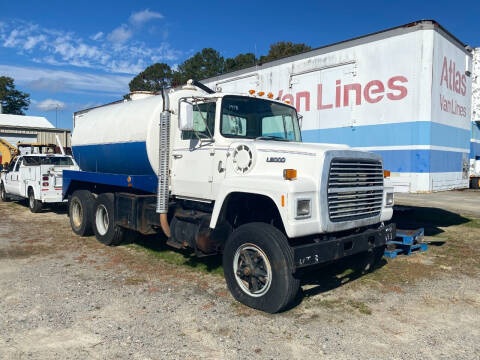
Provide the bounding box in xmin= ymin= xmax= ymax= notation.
xmin=107 ymin=25 xmax=132 ymax=44
xmin=129 ymin=9 xmax=163 ymax=26
xmin=23 ymin=35 xmax=46 ymax=50
xmin=0 ymin=19 xmax=181 ymax=75
xmin=35 ymin=99 xmax=66 ymax=111
xmin=28 ymin=77 xmax=66 ymax=92
xmin=91 ymin=32 xmax=104 ymax=41
xmin=0 ymin=64 xmax=131 ymax=95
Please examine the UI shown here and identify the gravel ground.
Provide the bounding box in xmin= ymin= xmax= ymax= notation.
xmin=1 ymin=200 xmax=479 ymax=359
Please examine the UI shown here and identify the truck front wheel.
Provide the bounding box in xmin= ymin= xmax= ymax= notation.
xmin=223 ymin=222 xmax=300 ymax=313
xmin=69 ymin=190 xmax=94 ymax=236
xmin=92 ymin=193 xmax=125 ymax=246
xmin=28 ymin=188 xmax=42 ymax=213
xmin=1 ymin=183 xmax=9 ymax=202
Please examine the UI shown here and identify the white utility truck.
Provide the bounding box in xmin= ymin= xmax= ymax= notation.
xmin=64 ymin=80 xmax=395 ymax=313
xmin=1 ymin=153 xmax=78 ymax=212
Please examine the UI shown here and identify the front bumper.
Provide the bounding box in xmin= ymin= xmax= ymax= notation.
xmin=292 ymin=223 xmax=396 ymax=269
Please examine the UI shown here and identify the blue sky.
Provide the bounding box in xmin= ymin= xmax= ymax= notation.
xmin=0 ymin=0 xmax=479 ymax=130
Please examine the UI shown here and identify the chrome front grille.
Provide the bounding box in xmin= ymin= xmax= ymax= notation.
xmin=327 ymin=158 xmax=383 ymax=222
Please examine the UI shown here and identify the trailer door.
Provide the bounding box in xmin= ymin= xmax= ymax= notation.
xmin=290 ymin=62 xmax=356 ymax=136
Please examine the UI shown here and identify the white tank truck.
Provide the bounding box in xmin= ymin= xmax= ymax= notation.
xmin=64 ymin=80 xmax=395 ymax=313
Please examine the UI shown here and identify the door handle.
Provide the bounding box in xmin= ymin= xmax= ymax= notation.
xmin=173 ymin=154 xmax=183 ymax=159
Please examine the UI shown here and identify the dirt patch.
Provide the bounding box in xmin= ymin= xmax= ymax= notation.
xmin=1 ymin=199 xmax=480 ymax=359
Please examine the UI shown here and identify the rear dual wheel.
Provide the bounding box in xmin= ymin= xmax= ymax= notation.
xmin=92 ymin=193 xmax=128 ymax=246
xmin=69 ymin=190 xmax=94 ymax=236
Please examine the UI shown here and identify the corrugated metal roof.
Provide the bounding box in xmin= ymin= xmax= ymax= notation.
xmin=0 ymin=114 xmax=54 ymax=129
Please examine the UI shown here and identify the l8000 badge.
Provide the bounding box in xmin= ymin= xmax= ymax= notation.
xmin=266 ymin=157 xmax=286 ymax=163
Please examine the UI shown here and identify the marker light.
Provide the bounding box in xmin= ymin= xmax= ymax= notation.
xmin=258 ymin=91 xmax=265 ymax=96
xmin=249 ymin=89 xmax=255 ymax=95
xmin=267 ymin=92 xmax=274 ymax=99
xmin=283 ymin=169 xmax=297 ymax=180
xmin=383 ymin=170 xmax=391 ymax=178
xmin=284 ymin=99 xmax=291 ymax=104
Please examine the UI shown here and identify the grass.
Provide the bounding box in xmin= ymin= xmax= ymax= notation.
xmin=127 ymin=240 xmax=224 ymax=276
xmin=305 ymin=297 xmax=372 ymax=315
xmin=124 ymin=276 xmax=147 ymax=285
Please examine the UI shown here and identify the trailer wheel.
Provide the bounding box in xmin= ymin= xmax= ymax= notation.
xmin=471 ymin=177 xmax=480 ymax=189
xmin=28 ymin=188 xmax=42 ymax=213
xmin=69 ymin=190 xmax=94 ymax=236
xmin=0 ymin=183 xmax=9 ymax=202
xmin=223 ymin=222 xmax=300 ymax=313
xmin=92 ymin=193 xmax=125 ymax=246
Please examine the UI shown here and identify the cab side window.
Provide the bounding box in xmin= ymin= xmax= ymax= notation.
xmin=14 ymin=158 xmax=22 ymax=172
xmin=181 ymin=102 xmax=216 ymax=140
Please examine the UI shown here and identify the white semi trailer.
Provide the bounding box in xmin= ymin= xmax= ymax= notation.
xmin=203 ymin=20 xmax=473 ymax=193
xmin=470 ymin=47 xmax=480 ymax=188
xmin=64 ymin=81 xmax=395 ymax=313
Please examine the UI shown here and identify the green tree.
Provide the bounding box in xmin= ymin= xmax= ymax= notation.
xmin=0 ymin=76 xmax=30 ymax=115
xmin=259 ymin=41 xmax=312 ymax=63
xmin=174 ymin=48 xmax=225 ymax=85
xmin=225 ymin=53 xmax=257 ymax=72
xmin=129 ymin=63 xmax=173 ymax=92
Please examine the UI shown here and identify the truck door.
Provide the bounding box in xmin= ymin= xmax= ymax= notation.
xmin=5 ymin=157 xmax=22 ymax=195
xmin=171 ymin=100 xmax=217 ymax=200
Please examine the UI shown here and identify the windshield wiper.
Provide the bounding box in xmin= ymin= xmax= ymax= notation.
xmin=255 ymin=135 xmax=289 ymax=141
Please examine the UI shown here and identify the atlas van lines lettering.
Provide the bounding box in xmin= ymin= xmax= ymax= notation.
xmin=277 ymin=76 xmax=408 ymax=112
xmin=439 ymin=56 xmax=468 ymax=117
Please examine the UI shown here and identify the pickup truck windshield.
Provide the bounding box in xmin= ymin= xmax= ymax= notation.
xmin=23 ymin=156 xmax=74 ymax=166
xmin=221 ymin=95 xmax=301 ymax=141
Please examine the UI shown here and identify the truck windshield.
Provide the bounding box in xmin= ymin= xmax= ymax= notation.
xmin=221 ymin=95 xmax=301 ymax=141
xmin=23 ymin=156 xmax=74 ymax=166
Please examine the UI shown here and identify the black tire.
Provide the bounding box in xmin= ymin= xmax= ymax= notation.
xmin=223 ymin=222 xmax=300 ymax=313
xmin=28 ymin=188 xmax=42 ymax=213
xmin=352 ymin=245 xmax=386 ymax=274
xmin=92 ymin=193 xmax=126 ymax=246
xmin=69 ymin=190 xmax=94 ymax=236
xmin=471 ymin=177 xmax=480 ymax=189
xmin=0 ymin=183 xmax=9 ymax=202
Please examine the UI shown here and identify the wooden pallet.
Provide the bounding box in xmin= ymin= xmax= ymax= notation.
xmin=384 ymin=228 xmax=428 ymax=259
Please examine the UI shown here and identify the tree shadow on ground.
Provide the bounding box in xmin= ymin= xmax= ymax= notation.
xmin=132 ymin=233 xmax=223 ymax=274
xmin=9 ymin=200 xmax=68 ymax=215
xmin=287 ymin=206 xmax=469 ymax=309
xmin=392 ymin=205 xmax=470 ymax=236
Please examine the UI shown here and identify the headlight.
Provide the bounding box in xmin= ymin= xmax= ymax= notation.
xmin=296 ymin=199 xmax=311 ymax=218
xmin=386 ymin=192 xmax=394 ymax=207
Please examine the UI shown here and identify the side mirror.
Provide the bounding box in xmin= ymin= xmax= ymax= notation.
xmin=178 ymin=102 xmax=194 ymax=131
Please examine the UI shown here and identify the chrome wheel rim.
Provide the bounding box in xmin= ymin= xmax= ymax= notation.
xmin=29 ymin=192 xmax=34 ymax=208
xmin=233 ymin=243 xmax=272 ymax=297
xmin=71 ymin=199 xmax=83 ymax=229
xmin=95 ymin=204 xmax=109 ymax=236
